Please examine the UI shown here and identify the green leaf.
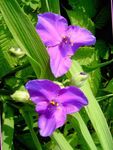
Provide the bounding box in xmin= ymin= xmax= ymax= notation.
xmin=67 ymin=60 xmax=113 ymax=150
xmin=69 ymin=113 xmax=97 ymax=150
xmin=2 ymin=103 xmax=14 ymax=150
xmin=95 ymin=6 xmax=110 ymax=29
xmin=0 ymin=15 xmax=20 ymax=78
xmin=52 ymin=131 xmax=73 ymax=150
xmin=105 ymin=78 xmax=113 ymax=94
xmin=40 ymin=0 xmax=60 ymax=14
xmin=68 ymin=0 xmax=97 ymax=18
xmin=73 ymin=47 xmax=101 ymax=95
xmin=67 ymin=9 xmax=95 ymax=33
xmin=0 ymin=0 xmax=52 ymax=79
xmin=95 ymin=40 xmax=109 ymax=59
xmin=20 ymin=106 xmax=42 ymax=150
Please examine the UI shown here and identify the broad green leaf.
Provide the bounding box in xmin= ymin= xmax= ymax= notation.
xmin=68 ymin=0 xmax=97 ymax=18
xmin=0 ymin=0 xmax=52 ymax=79
xmin=73 ymin=47 xmax=101 ymax=95
xmin=67 ymin=60 xmax=113 ymax=150
xmin=2 ymin=103 xmax=14 ymax=150
xmin=20 ymin=106 xmax=42 ymax=150
xmin=53 ymin=131 xmax=73 ymax=150
xmin=67 ymin=9 xmax=95 ymax=33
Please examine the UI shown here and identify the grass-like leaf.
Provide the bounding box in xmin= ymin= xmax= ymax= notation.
xmin=20 ymin=106 xmax=42 ymax=150
xmin=2 ymin=103 xmax=14 ymax=150
xmin=53 ymin=132 xmax=73 ymax=150
xmin=0 ymin=0 xmax=52 ymax=79
xmin=67 ymin=60 xmax=113 ymax=150
xmin=69 ymin=113 xmax=97 ymax=150
xmin=40 ymin=0 xmax=60 ymax=14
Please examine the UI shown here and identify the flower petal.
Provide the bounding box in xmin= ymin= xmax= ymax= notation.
xmin=67 ymin=25 xmax=96 ymax=50
xmin=25 ymin=79 xmax=60 ymax=103
xmin=48 ymin=46 xmax=72 ymax=77
xmin=53 ymin=106 xmax=66 ymax=128
xmin=38 ymin=106 xmax=66 ymax=137
xmin=57 ymin=86 xmax=88 ymax=114
xmin=35 ymin=101 xmax=48 ymax=114
xmin=38 ymin=114 xmax=56 ymax=137
xmin=36 ymin=12 xmax=68 ymax=47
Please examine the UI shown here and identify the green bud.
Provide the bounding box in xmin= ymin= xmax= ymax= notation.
xmin=9 ymin=47 xmax=25 ymax=58
xmin=70 ymin=72 xmax=89 ymax=87
xmin=11 ymin=90 xmax=31 ymax=103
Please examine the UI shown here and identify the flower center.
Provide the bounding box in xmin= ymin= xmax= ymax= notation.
xmin=62 ymin=36 xmax=69 ymax=43
xmin=50 ymin=100 xmax=59 ymax=106
xmin=61 ymin=36 xmax=73 ymax=46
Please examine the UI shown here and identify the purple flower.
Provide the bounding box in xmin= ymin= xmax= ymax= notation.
xmin=25 ymin=79 xmax=88 ymax=137
xmin=36 ymin=12 xmax=96 ymax=77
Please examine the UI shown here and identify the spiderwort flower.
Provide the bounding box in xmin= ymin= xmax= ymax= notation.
xmin=25 ymin=79 xmax=88 ymax=137
xmin=36 ymin=12 xmax=96 ymax=77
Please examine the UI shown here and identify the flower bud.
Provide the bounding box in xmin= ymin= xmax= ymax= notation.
xmin=11 ymin=90 xmax=31 ymax=103
xmin=70 ymin=72 xmax=89 ymax=87
xmin=9 ymin=47 xmax=25 ymax=58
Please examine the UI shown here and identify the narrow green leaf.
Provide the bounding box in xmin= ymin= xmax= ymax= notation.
xmin=0 ymin=0 xmax=52 ymax=79
xmin=67 ymin=60 xmax=113 ymax=150
xmin=20 ymin=107 xmax=42 ymax=150
xmin=2 ymin=103 xmax=14 ymax=150
xmin=83 ymin=59 xmax=113 ymax=72
xmin=48 ymin=0 xmax=60 ymax=14
xmin=40 ymin=0 xmax=50 ymax=12
xmin=105 ymin=78 xmax=113 ymax=93
xmin=40 ymin=0 xmax=60 ymax=14
xmin=69 ymin=113 xmax=97 ymax=150
xmin=53 ymin=131 xmax=73 ymax=150
xmin=97 ymin=94 xmax=113 ymax=102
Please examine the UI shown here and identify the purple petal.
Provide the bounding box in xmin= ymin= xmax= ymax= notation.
xmin=56 ymin=86 xmax=88 ymax=114
xmin=38 ymin=114 xmax=56 ymax=137
xmin=67 ymin=26 xmax=96 ymax=49
xmin=36 ymin=12 xmax=68 ymax=47
xmin=53 ymin=106 xmax=66 ymax=128
xmin=38 ymin=106 xmax=66 ymax=137
xmin=48 ymin=46 xmax=72 ymax=77
xmin=35 ymin=101 xmax=48 ymax=114
xmin=25 ymin=79 xmax=60 ymax=103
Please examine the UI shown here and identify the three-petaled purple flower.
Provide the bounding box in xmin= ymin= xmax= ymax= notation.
xmin=25 ymin=79 xmax=88 ymax=137
xmin=36 ymin=12 xmax=96 ymax=77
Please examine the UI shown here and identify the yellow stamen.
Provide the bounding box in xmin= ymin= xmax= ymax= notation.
xmin=50 ymin=100 xmax=59 ymax=106
xmin=50 ymin=100 xmax=55 ymax=105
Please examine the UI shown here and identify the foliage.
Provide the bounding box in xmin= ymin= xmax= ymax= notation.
xmin=0 ymin=0 xmax=113 ymax=150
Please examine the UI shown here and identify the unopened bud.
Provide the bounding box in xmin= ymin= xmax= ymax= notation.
xmin=9 ymin=47 xmax=25 ymax=58
xmin=70 ymin=72 xmax=88 ymax=87
xmin=11 ymin=90 xmax=31 ymax=103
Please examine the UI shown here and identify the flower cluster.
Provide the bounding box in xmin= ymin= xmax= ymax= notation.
xmin=25 ymin=12 xmax=96 ymax=137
